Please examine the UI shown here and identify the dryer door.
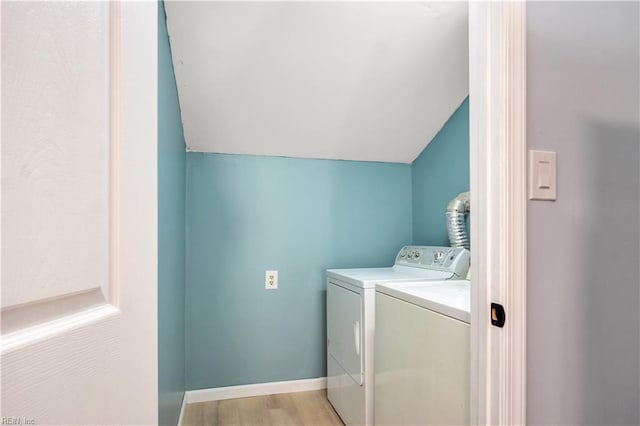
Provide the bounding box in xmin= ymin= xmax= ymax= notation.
xmin=327 ymin=281 xmax=364 ymax=385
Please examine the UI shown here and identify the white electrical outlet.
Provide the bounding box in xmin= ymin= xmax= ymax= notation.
xmin=265 ymin=270 xmax=278 ymax=290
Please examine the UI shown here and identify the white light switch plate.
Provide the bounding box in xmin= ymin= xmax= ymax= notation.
xmin=265 ymin=270 xmax=278 ymax=290
xmin=529 ymin=150 xmax=557 ymax=201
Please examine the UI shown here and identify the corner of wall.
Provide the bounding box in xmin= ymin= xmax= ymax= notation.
xmin=410 ymin=96 xmax=470 ymax=246
xmin=158 ymin=0 xmax=187 ymax=424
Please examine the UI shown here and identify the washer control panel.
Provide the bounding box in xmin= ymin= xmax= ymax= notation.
xmin=395 ymin=246 xmax=470 ymax=278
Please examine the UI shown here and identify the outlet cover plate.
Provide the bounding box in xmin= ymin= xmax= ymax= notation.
xmin=265 ymin=270 xmax=278 ymax=290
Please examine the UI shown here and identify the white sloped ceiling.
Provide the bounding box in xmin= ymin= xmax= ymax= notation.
xmin=164 ymin=1 xmax=468 ymax=164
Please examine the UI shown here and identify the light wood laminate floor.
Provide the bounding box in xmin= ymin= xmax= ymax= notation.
xmin=182 ymin=390 xmax=344 ymax=426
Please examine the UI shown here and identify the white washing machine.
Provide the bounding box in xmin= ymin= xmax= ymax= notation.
xmin=326 ymin=246 xmax=470 ymax=426
xmin=374 ymin=280 xmax=470 ymax=425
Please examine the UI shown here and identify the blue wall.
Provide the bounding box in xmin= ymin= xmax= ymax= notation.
xmin=412 ymin=98 xmax=469 ymax=245
xmin=185 ymin=153 xmax=412 ymax=389
xmin=158 ymin=2 xmax=186 ymax=425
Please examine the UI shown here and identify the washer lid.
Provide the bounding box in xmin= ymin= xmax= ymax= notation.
xmin=326 ymin=266 xmax=453 ymax=289
xmin=376 ymin=280 xmax=471 ymax=323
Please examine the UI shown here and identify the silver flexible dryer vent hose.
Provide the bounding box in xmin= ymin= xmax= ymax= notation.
xmin=446 ymin=192 xmax=470 ymax=249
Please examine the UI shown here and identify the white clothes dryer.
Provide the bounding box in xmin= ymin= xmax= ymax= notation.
xmin=325 ymin=246 xmax=470 ymax=426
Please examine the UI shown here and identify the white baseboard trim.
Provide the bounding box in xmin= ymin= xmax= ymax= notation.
xmin=185 ymin=377 xmax=327 ymax=405
xmin=177 ymin=391 xmax=186 ymax=426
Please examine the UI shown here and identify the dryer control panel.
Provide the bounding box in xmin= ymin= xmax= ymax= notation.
xmin=395 ymin=246 xmax=470 ymax=278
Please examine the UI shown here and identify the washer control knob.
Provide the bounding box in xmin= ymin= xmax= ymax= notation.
xmin=433 ymin=251 xmax=445 ymax=262
xmin=400 ymin=250 xmax=407 ymax=258
xmin=414 ymin=250 xmax=422 ymax=259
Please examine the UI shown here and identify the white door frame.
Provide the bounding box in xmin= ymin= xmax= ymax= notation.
xmin=469 ymin=2 xmax=527 ymax=425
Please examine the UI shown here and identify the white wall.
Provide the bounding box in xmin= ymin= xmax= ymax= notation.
xmin=164 ymin=1 xmax=468 ymax=163
xmin=527 ymin=2 xmax=640 ymax=424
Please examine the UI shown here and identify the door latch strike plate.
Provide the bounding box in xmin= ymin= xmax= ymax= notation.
xmin=491 ymin=303 xmax=506 ymax=328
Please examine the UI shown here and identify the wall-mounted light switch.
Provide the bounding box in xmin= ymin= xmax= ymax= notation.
xmin=529 ymin=150 xmax=557 ymax=201
xmin=265 ymin=270 xmax=278 ymax=290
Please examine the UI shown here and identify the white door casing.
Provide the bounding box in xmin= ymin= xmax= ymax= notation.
xmin=1 ymin=1 xmax=157 ymax=424
xmin=469 ymin=2 xmax=527 ymax=426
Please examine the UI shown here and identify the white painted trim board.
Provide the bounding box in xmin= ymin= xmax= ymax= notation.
xmin=184 ymin=378 xmax=327 ymax=405
xmin=469 ymin=2 xmax=527 ymax=425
